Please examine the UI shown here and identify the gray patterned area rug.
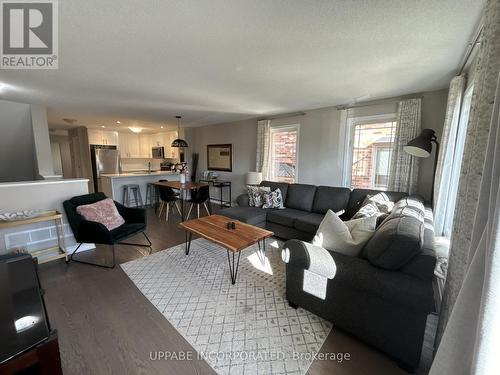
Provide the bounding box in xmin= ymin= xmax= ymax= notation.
xmin=121 ymin=238 xmax=332 ymax=375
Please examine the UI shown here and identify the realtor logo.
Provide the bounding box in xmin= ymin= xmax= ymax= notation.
xmin=1 ymin=0 xmax=58 ymax=69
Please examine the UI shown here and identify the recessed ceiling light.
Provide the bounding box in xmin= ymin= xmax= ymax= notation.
xmin=116 ymin=121 xmax=121 ymax=124
xmin=101 ymin=125 xmax=105 ymax=128
xmin=129 ymin=127 xmax=142 ymax=133
xmin=160 ymin=126 xmax=164 ymax=129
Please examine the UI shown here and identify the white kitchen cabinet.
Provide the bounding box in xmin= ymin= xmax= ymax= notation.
xmin=103 ymin=131 xmax=118 ymax=145
xmin=88 ymin=129 xmax=118 ymax=145
xmin=118 ymin=133 xmax=141 ymax=158
xmin=139 ymin=134 xmax=153 ymax=158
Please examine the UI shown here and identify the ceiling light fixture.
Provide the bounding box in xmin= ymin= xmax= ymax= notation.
xmin=129 ymin=127 xmax=142 ymax=133
xmin=116 ymin=121 xmax=121 ymax=124
xmin=101 ymin=125 xmax=105 ymax=128
xmin=171 ymin=116 xmax=188 ymax=148
xmin=160 ymin=126 xmax=164 ymax=129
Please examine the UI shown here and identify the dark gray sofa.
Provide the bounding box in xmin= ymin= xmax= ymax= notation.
xmin=220 ymin=181 xmax=436 ymax=370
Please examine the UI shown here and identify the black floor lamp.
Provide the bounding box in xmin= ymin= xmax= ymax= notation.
xmin=403 ymin=129 xmax=440 ymax=206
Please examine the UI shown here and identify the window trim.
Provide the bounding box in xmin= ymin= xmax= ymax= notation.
xmin=268 ymin=123 xmax=300 ymax=183
xmin=342 ymin=113 xmax=397 ymax=188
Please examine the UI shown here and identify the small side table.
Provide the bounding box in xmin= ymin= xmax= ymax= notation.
xmin=199 ymin=179 xmax=232 ymax=208
xmin=0 ymin=211 xmax=67 ymax=264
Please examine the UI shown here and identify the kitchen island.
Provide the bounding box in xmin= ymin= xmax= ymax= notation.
xmin=100 ymin=171 xmax=180 ymax=206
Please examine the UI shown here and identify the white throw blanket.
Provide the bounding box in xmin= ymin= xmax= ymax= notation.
xmin=282 ymin=241 xmax=336 ymax=300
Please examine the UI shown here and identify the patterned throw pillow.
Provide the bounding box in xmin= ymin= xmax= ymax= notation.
xmin=247 ymin=186 xmax=271 ymax=207
xmin=262 ymin=188 xmax=284 ymax=209
xmin=76 ymin=198 xmax=125 ymax=231
xmin=366 ymin=192 xmax=394 ymax=213
xmin=352 ymin=192 xmax=394 ymax=219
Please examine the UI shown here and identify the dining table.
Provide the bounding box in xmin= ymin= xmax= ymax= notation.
xmin=152 ymin=181 xmax=209 ymax=221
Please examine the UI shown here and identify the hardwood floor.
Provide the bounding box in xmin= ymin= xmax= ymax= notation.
xmin=38 ymin=207 xmax=408 ymax=375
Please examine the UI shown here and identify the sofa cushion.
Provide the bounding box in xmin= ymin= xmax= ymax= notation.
xmin=260 ymin=181 xmax=289 ymax=202
xmin=110 ymin=223 xmax=146 ymax=241
xmin=284 ymin=184 xmax=317 ymax=212
xmin=312 ymin=186 xmax=351 ymax=214
xmin=294 ymin=213 xmax=325 ymax=233
xmin=312 ymin=210 xmax=377 ymax=257
xmin=362 ymin=196 xmax=425 ymax=270
xmin=345 ymin=189 xmax=407 ymax=219
xmin=267 ymin=208 xmax=309 ymax=227
xmin=219 ymin=206 xmax=267 ymax=225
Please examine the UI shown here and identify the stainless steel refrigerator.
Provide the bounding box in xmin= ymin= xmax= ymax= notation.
xmin=90 ymin=145 xmax=120 ymax=192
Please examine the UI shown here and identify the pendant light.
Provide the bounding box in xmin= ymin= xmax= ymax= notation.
xmin=171 ymin=115 xmax=188 ymax=148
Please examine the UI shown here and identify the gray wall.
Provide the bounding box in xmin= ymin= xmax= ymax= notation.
xmin=191 ymin=118 xmax=257 ymax=201
xmin=0 ymin=99 xmax=36 ymax=182
xmin=187 ymin=89 xmax=449 ymax=203
xmin=417 ymin=89 xmax=448 ymax=200
xmin=31 ymin=105 xmax=55 ymax=178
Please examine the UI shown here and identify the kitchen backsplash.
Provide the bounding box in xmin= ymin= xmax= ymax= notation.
xmin=120 ymin=158 xmax=176 ymax=171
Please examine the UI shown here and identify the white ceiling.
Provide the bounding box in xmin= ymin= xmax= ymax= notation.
xmin=0 ymin=0 xmax=485 ymax=130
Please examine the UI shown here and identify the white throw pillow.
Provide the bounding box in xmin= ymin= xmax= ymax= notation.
xmin=312 ymin=209 xmax=377 ymax=256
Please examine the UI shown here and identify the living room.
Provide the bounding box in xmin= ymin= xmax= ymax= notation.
xmin=0 ymin=1 xmax=499 ymax=375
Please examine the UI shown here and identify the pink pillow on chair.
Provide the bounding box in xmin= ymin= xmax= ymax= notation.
xmin=76 ymin=198 xmax=125 ymax=231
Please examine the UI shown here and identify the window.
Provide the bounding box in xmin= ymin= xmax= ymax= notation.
xmin=346 ymin=116 xmax=397 ymax=189
xmin=269 ymin=125 xmax=299 ymax=183
xmin=438 ymin=84 xmax=474 ymax=237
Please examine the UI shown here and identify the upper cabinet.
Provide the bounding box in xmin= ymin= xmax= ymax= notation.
xmin=109 ymin=130 xmax=179 ymax=159
xmin=88 ymin=129 xmax=118 ymax=145
xmin=139 ymin=134 xmax=153 ymax=158
xmin=118 ymin=133 xmax=141 ymax=158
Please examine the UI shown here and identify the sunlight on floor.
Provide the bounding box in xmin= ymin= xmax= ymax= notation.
xmin=247 ymin=251 xmax=274 ymax=275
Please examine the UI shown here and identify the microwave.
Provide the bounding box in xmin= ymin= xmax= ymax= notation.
xmin=152 ymin=146 xmax=164 ymax=159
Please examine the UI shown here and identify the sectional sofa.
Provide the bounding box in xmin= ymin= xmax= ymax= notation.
xmin=220 ymin=180 xmax=437 ymax=370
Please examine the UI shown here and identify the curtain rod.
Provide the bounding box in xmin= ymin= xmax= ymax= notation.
xmin=458 ymin=24 xmax=483 ymax=76
xmin=336 ymin=95 xmax=424 ymax=111
xmin=261 ymin=112 xmax=306 ymax=121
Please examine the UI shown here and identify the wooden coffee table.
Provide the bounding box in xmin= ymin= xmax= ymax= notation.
xmin=179 ymin=215 xmax=273 ymax=284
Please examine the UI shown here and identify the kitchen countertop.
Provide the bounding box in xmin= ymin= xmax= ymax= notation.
xmin=101 ymin=171 xmax=179 ymax=178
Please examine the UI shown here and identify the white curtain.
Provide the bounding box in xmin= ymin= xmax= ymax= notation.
xmin=431 ymin=0 xmax=500 ymax=372
xmin=387 ymin=98 xmax=422 ymax=194
xmin=434 ymin=76 xmax=466 ymax=236
xmin=256 ymin=120 xmax=271 ymax=180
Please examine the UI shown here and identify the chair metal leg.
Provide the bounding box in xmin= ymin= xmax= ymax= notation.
xmin=203 ymin=202 xmax=210 ymax=215
xmin=197 ymin=204 xmax=200 ymax=218
xmin=119 ymin=232 xmax=153 ymax=255
xmin=132 ymin=188 xmax=139 ymax=208
xmin=166 ymin=202 xmax=170 ymax=221
xmin=69 ymin=243 xmax=116 ymax=269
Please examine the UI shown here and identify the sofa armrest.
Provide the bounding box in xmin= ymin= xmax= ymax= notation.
xmin=114 ymin=201 xmax=147 ymax=224
xmin=236 ymin=194 xmax=250 ymax=207
xmin=282 ymin=239 xmax=311 ymax=270
xmin=283 ymin=239 xmax=336 ymax=279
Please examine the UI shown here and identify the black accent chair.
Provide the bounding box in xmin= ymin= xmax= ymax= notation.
xmin=186 ymin=185 xmax=211 ymax=218
xmin=63 ymin=192 xmax=152 ymax=269
xmin=157 ymin=179 xmax=181 ymax=221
